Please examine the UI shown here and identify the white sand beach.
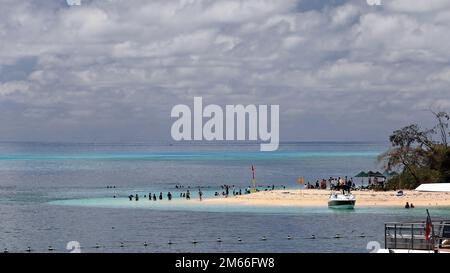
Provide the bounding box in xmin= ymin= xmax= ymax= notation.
xmin=203 ymin=189 xmax=450 ymax=208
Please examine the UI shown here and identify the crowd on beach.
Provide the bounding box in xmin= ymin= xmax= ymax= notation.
xmin=304 ymin=176 xmax=387 ymax=192
xmin=304 ymin=177 xmax=417 ymax=209
xmin=305 ymin=177 xmax=355 ymax=194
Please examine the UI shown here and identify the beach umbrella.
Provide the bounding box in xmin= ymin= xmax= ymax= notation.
xmin=355 ymin=171 xmax=368 ymax=178
xmin=375 ymin=172 xmax=386 ymax=184
xmin=368 ymin=171 xmax=386 ymax=184
xmin=366 ymin=171 xmax=377 ymax=186
xmin=355 ymin=171 xmax=368 ymax=187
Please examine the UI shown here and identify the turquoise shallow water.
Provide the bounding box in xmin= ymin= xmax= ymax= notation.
xmin=1 ymin=141 xmax=449 ymax=253
xmin=49 ymin=196 xmax=450 ymax=217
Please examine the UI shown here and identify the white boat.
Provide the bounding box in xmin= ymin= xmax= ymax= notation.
xmin=328 ymin=192 xmax=356 ymax=209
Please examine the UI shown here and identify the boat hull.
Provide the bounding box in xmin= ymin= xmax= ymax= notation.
xmin=328 ymin=200 xmax=355 ymax=209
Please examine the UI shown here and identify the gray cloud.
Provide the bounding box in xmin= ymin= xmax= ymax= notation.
xmin=0 ymin=0 xmax=449 ymax=142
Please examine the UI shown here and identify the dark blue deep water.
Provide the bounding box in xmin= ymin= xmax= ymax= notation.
xmin=1 ymin=141 xmax=448 ymax=253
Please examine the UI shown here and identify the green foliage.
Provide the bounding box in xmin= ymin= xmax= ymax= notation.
xmin=379 ymin=111 xmax=450 ymax=189
xmin=385 ymin=168 xmax=442 ymax=190
xmin=441 ymin=149 xmax=450 ymax=182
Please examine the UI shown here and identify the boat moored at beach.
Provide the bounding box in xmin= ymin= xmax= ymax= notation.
xmin=328 ymin=192 xmax=356 ymax=209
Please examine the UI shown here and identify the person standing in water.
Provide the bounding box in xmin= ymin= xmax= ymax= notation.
xmin=159 ymin=192 xmax=163 ymax=200
xmin=153 ymin=194 xmax=157 ymax=201
xmin=198 ymin=189 xmax=203 ymax=201
xmin=186 ymin=190 xmax=190 ymax=200
xmin=167 ymin=192 xmax=172 ymax=201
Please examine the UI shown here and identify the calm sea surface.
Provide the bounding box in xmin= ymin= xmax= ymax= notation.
xmin=1 ymin=141 xmax=449 ymax=253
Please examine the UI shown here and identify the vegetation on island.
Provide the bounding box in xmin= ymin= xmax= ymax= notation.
xmin=379 ymin=111 xmax=450 ymax=190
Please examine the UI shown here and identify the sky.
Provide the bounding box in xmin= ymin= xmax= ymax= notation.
xmin=0 ymin=0 xmax=449 ymax=143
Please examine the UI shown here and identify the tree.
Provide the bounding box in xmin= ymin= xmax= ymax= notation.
xmin=430 ymin=110 xmax=449 ymax=147
xmin=379 ymin=124 xmax=432 ymax=185
xmin=379 ymin=111 xmax=450 ymax=189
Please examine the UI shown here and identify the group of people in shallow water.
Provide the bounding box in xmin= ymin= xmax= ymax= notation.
xmin=214 ymin=184 xmax=240 ymax=197
xmin=124 ymin=184 xmax=288 ymax=202
xmin=127 ymin=188 xmax=204 ymax=201
xmin=128 ymin=192 xmax=173 ymax=201
xmin=405 ymin=202 xmax=415 ymax=209
xmin=213 ymin=184 xmax=286 ymax=197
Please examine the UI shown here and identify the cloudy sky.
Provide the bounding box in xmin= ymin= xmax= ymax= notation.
xmin=0 ymin=0 xmax=449 ymax=142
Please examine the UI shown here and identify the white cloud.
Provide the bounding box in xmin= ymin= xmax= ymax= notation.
xmin=387 ymin=0 xmax=450 ymax=13
xmin=0 ymin=81 xmax=30 ymax=95
xmin=0 ymin=0 xmax=449 ymax=141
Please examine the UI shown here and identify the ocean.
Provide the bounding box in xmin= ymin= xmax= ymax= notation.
xmin=1 ymin=141 xmax=448 ymax=253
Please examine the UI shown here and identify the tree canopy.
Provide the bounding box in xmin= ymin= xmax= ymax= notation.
xmin=379 ymin=111 xmax=450 ymax=190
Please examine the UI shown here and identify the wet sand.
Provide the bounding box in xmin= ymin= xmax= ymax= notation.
xmin=203 ymin=189 xmax=450 ymax=208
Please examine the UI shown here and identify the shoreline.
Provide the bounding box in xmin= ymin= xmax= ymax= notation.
xmin=202 ymin=189 xmax=450 ymax=208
